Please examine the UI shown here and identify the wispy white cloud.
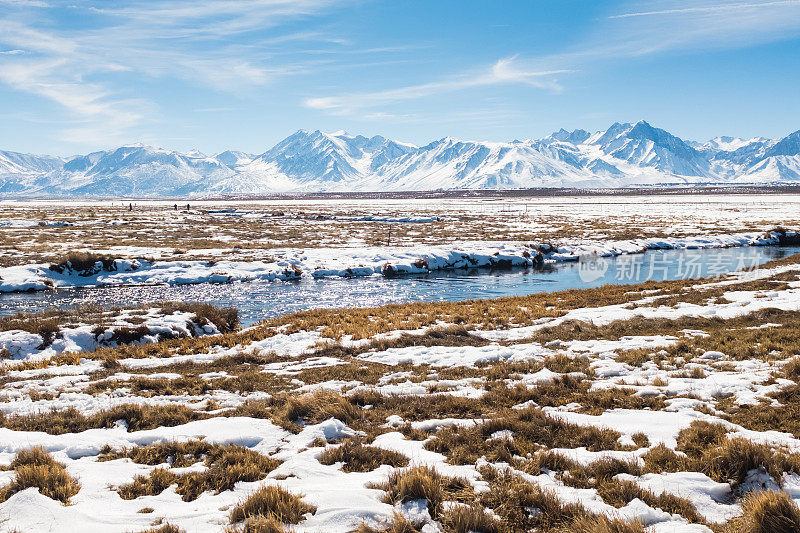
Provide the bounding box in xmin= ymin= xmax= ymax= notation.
xmin=306 ymin=0 xmax=800 ymax=120
xmin=305 ymin=56 xmax=570 ymax=115
xmin=610 ymin=0 xmax=800 ymax=19
xmin=91 ymin=0 xmax=341 ymax=39
xmin=598 ymin=0 xmax=800 ymax=55
xmin=0 ymin=0 xmax=353 ymax=145
xmin=0 ymin=58 xmax=149 ymax=145
xmin=0 ymin=0 xmax=49 ymax=6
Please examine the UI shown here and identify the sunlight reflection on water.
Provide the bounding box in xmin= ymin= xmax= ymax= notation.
xmin=2 ymin=245 xmax=798 ymax=326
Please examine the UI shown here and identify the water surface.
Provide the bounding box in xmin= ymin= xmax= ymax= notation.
xmin=2 ymin=245 xmax=797 ymax=326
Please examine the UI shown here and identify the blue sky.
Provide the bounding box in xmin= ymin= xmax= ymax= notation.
xmin=1 ymin=0 xmax=799 ymax=155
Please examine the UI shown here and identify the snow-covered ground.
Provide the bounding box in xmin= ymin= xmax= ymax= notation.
xmin=2 ymin=194 xmax=800 ymax=269
xmin=0 ymin=253 xmax=799 ymax=531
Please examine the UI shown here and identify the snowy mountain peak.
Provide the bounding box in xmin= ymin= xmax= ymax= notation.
xmin=214 ymin=150 xmax=253 ymax=167
xmin=766 ymin=129 xmax=800 ymax=157
xmin=548 ymin=128 xmax=591 ymax=145
xmin=2 ymin=121 xmax=800 ymax=196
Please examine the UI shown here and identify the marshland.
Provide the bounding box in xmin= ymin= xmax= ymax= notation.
xmin=1 ymin=194 xmax=800 ymax=532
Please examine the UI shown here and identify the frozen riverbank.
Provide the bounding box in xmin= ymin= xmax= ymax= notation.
xmin=0 ymin=230 xmax=796 ymax=293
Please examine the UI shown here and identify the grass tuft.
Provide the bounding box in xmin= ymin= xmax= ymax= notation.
xmin=138 ymin=525 xmax=185 ymax=533
xmin=439 ymin=504 xmax=505 ymax=533
xmin=642 ymin=443 xmax=690 ymax=474
xmin=0 ymin=447 xmax=80 ymax=504
xmin=229 ymin=485 xmax=316 ymax=525
xmin=318 ymin=440 xmax=408 ymax=472
xmin=377 ymin=465 xmax=473 ymax=519
xmin=0 ymin=403 xmax=205 ymax=435
xmin=116 ymin=444 xmax=280 ymax=502
xmin=723 ymin=490 xmax=800 ymax=533
xmin=554 ymin=515 xmax=646 ymax=533
xmin=355 ymin=513 xmax=420 ymax=533
xmin=676 ymin=420 xmax=729 ymax=458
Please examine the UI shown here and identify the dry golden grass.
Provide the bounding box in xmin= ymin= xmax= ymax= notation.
xmin=138 ymin=524 xmax=185 ymax=533
xmin=229 ymin=485 xmax=316 ymax=525
xmin=554 ymin=515 xmax=646 ymax=533
xmin=10 ymin=200 xmax=780 ymax=268
xmin=722 ymin=384 xmax=800 ymax=438
xmin=642 ymin=444 xmax=691 ymax=474
xmin=594 ymin=479 xmax=702 ymax=523
xmin=48 ymin=251 xmax=116 ymax=273
xmin=502 ymin=374 xmax=664 ymax=416
xmin=676 ymin=421 xmax=730 ymax=458
xmin=117 ymin=444 xmax=279 ymax=502
xmin=0 ymin=315 xmax=61 ymax=348
xmin=118 ymin=467 xmax=177 ymax=500
xmin=228 ymin=515 xmax=286 ymax=533
xmin=376 ymin=466 xmax=474 ymax=519
xmin=159 ymin=302 xmax=240 ymax=333
xmin=699 ymin=437 xmax=800 ymax=487
xmin=0 ymin=301 xmax=238 ymax=360
xmin=276 ymin=390 xmax=361 ymax=430
xmin=14 ymin=252 xmax=795 ymax=373
xmin=479 ymin=467 xmax=590 ymax=530
xmin=631 ymin=432 xmax=649 ymax=448
xmin=318 ymin=439 xmax=408 ymax=472
xmin=531 ymin=455 xmax=704 ymax=524
xmin=100 ymin=439 xmax=217 ymax=467
xmin=425 ymin=406 xmax=625 ymax=466
xmin=8 ymin=446 xmax=59 ymax=468
xmin=0 ymin=403 xmax=205 ymax=434
xmin=439 ymin=504 xmax=505 ymax=533
xmin=723 ymin=490 xmax=800 ymax=533
xmin=355 ymin=513 xmax=420 ymax=533
xmin=0 ymin=447 xmax=80 ymax=504
xmin=86 ymin=375 xmax=215 ymax=397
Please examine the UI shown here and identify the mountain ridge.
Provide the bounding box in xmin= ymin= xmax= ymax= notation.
xmin=2 ymin=121 xmax=800 ymax=197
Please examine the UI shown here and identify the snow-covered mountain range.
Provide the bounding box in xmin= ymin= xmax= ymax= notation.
xmin=2 ymin=121 xmax=800 ymax=197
